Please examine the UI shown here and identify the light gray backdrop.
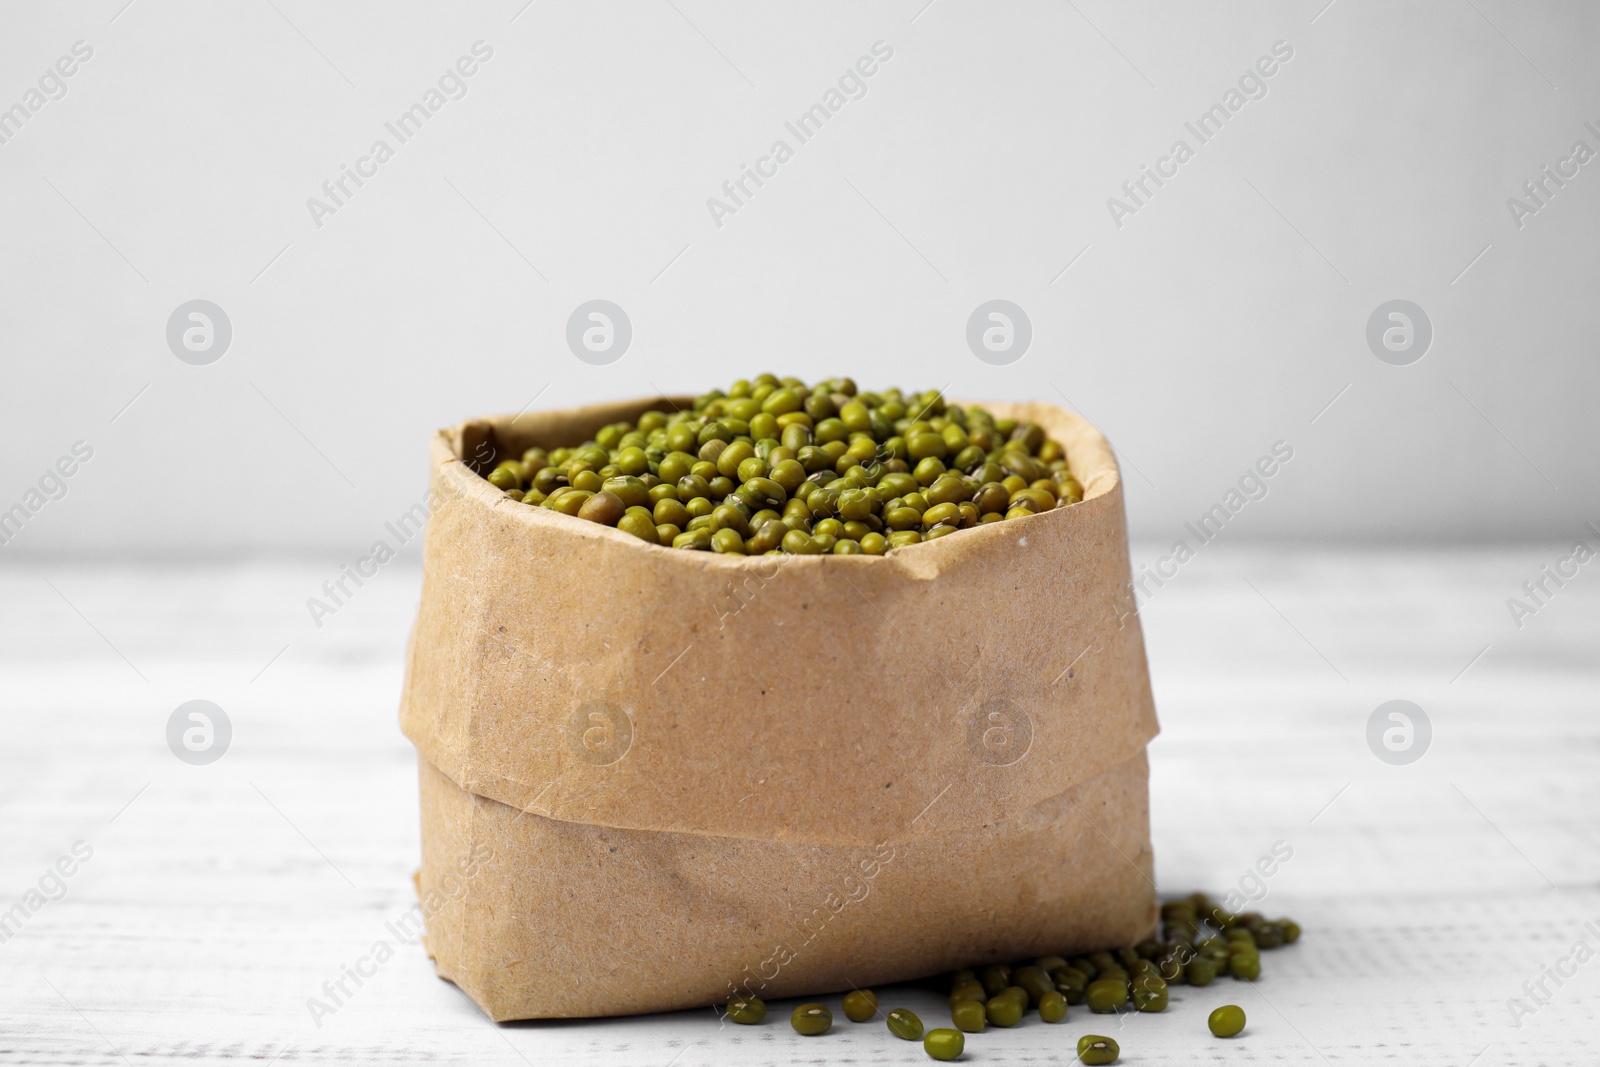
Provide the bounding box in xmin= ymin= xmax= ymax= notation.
xmin=1 ymin=0 xmax=1596 ymax=557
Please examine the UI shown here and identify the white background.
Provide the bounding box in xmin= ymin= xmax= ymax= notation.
xmin=1 ymin=0 xmax=1596 ymax=556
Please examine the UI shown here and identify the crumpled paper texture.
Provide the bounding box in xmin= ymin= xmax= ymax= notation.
xmin=400 ymin=398 xmax=1160 ymax=1019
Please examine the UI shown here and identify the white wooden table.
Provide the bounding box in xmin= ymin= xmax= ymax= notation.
xmin=3 ymin=546 xmax=1596 ymax=1065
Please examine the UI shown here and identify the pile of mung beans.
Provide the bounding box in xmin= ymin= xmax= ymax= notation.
xmin=480 ymin=376 xmax=1083 ymax=554
xmin=723 ymin=893 xmax=1301 ymax=1062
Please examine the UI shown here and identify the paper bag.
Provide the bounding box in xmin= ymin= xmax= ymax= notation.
xmin=399 ymin=397 xmax=1160 ymax=1020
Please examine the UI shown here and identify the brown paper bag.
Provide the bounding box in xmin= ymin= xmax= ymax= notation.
xmin=399 ymin=397 xmax=1160 ymax=1020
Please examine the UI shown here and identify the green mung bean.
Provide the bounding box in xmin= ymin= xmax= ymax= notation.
xmin=1209 ymin=1004 xmax=1246 ymax=1037
xmin=726 ymin=996 xmax=765 ymax=1024
xmin=1014 ymin=965 xmax=1054 ymax=1006
xmin=1077 ymin=1034 xmax=1120 ymax=1064
xmin=1184 ymin=956 xmax=1218 ymax=986
xmin=886 ymin=1008 xmax=923 ymax=1040
xmin=1053 ymin=967 xmax=1088 ymax=1004
xmin=948 ymin=980 xmax=986 ymax=1006
xmin=489 ymin=377 xmax=1081 ymax=552
xmin=923 ymin=1028 xmax=964 ymax=1061
xmin=1131 ymin=974 xmax=1168 ymax=1012
xmin=985 ymin=994 xmax=1022 ymax=1027
xmin=1085 ymin=979 xmax=1129 ymax=1013
xmin=842 ymin=989 xmax=876 ymax=1023
xmin=979 ymin=966 xmax=1011 ymax=998
xmin=1038 ymin=989 xmax=1068 ymax=1023
xmin=790 ymin=1003 xmax=831 ymax=1035
xmin=950 ymin=998 xmax=986 ymax=1032
xmin=709 ymin=889 xmax=1300 ymax=1046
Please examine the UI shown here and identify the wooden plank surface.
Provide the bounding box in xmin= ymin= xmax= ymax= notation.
xmin=1 ymin=546 xmax=1595 ymax=1065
